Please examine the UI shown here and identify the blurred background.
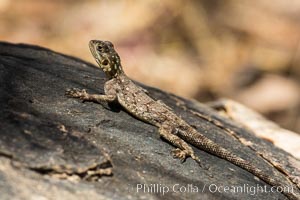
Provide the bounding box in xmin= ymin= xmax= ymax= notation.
xmin=0 ymin=0 xmax=299 ymax=133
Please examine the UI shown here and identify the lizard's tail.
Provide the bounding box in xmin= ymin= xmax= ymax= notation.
xmin=179 ymin=128 xmax=300 ymax=200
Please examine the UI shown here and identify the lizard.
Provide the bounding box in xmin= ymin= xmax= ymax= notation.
xmin=65 ymin=40 xmax=300 ymax=200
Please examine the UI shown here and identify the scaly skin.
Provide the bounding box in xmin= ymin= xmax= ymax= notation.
xmin=66 ymin=40 xmax=300 ymax=200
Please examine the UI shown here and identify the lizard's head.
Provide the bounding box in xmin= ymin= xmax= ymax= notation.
xmin=89 ymin=40 xmax=123 ymax=78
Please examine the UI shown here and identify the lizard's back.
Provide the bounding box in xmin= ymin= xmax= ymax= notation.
xmin=115 ymin=75 xmax=178 ymax=127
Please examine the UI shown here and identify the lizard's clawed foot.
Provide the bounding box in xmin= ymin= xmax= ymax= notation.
xmin=172 ymin=148 xmax=202 ymax=166
xmin=65 ymin=88 xmax=88 ymax=99
xmin=172 ymin=148 xmax=188 ymax=162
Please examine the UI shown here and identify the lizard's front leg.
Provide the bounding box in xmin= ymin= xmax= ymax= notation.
xmin=65 ymin=88 xmax=116 ymax=103
xmin=159 ymin=124 xmax=201 ymax=164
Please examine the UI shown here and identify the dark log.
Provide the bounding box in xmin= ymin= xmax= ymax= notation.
xmin=0 ymin=41 xmax=298 ymax=200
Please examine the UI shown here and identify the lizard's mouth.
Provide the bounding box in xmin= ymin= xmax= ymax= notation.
xmin=89 ymin=42 xmax=98 ymax=58
xmin=89 ymin=41 xmax=105 ymax=68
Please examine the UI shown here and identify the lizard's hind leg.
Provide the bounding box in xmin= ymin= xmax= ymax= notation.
xmin=158 ymin=125 xmax=201 ymax=164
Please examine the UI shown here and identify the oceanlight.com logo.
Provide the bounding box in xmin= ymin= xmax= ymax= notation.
xmin=134 ymin=183 xmax=294 ymax=196
xmin=207 ymin=184 xmax=294 ymax=195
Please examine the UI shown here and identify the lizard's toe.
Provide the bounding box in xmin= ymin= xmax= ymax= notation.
xmin=191 ymin=154 xmax=202 ymax=166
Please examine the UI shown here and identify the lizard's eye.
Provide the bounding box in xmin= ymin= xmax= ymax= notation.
xmin=97 ymin=46 xmax=103 ymax=52
xmin=102 ymin=59 xmax=109 ymax=65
